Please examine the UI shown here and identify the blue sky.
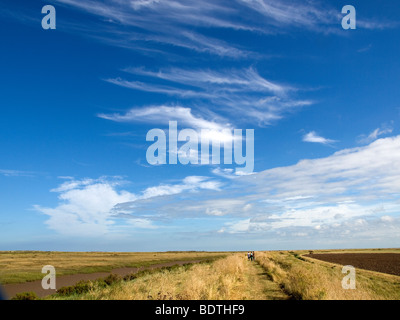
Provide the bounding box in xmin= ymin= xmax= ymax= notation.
xmin=0 ymin=0 xmax=400 ymax=251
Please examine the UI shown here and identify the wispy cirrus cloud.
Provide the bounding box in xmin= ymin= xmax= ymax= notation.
xmin=98 ymin=105 xmax=230 ymax=131
xmin=357 ymin=126 xmax=394 ymax=144
xmin=50 ymin=0 xmax=397 ymax=58
xmin=237 ymin=0 xmax=335 ymax=29
xmin=4 ymin=0 xmax=396 ymax=62
xmin=0 ymin=169 xmax=36 ymax=177
xmin=52 ymin=0 xmax=254 ymax=58
xmin=238 ymin=0 xmax=397 ymax=32
xmin=122 ymin=67 xmax=288 ymax=94
xmin=106 ymin=67 xmax=312 ymax=126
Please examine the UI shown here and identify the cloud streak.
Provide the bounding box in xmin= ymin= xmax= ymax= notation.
xmin=0 ymin=169 xmax=36 ymax=177
xmin=98 ymin=105 xmax=230 ymax=131
xmin=49 ymin=0 xmax=396 ymax=59
xmin=303 ymin=131 xmax=337 ymax=145
xmin=357 ymin=126 xmax=394 ymax=144
xmin=105 ymin=67 xmax=312 ymax=126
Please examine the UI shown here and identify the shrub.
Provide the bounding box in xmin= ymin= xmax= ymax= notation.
xmin=57 ymin=280 xmax=92 ymax=296
xmin=103 ymin=274 xmax=122 ymax=286
xmin=11 ymin=291 xmax=38 ymax=300
xmin=123 ymin=273 xmax=137 ymax=281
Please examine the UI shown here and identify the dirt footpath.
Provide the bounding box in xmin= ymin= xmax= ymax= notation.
xmin=305 ymin=253 xmax=400 ymax=276
xmin=2 ymin=260 xmax=202 ymax=299
xmin=242 ymin=259 xmax=289 ymax=300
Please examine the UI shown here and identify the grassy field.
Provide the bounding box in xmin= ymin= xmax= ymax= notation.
xmin=256 ymin=250 xmax=400 ymax=300
xmin=0 ymin=251 xmax=227 ymax=284
xmin=40 ymin=249 xmax=400 ymax=300
xmin=45 ymin=254 xmax=289 ymax=300
xmin=3 ymin=249 xmax=400 ymax=300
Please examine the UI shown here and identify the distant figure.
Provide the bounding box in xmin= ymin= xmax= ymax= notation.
xmin=250 ymin=251 xmax=254 ymax=261
xmin=252 ymin=251 xmax=255 ymax=261
xmin=247 ymin=252 xmax=250 ymax=260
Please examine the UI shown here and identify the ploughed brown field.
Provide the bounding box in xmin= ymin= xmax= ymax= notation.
xmin=305 ymin=253 xmax=400 ymax=276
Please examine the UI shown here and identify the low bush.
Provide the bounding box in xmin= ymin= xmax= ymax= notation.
xmin=11 ymin=291 xmax=38 ymax=300
xmin=57 ymin=280 xmax=92 ymax=296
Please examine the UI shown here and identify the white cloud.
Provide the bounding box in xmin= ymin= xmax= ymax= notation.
xmin=357 ymin=126 xmax=393 ymax=144
xmin=237 ymin=0 xmax=334 ymax=28
xmin=35 ymin=135 xmax=400 ymax=246
xmin=124 ymin=67 xmax=287 ymax=94
xmin=116 ymin=135 xmax=400 ymax=243
xmin=141 ymin=176 xmax=221 ymax=199
xmin=99 ymin=105 xmax=229 ymax=131
xmin=106 ymin=67 xmax=312 ymax=126
xmin=127 ymin=218 xmax=158 ymax=229
xmin=53 ymin=0 xmax=396 ymax=56
xmin=54 ymin=0 xmax=252 ymax=58
xmin=211 ymin=168 xmax=236 ymax=179
xmin=130 ymin=0 xmax=160 ymax=11
xmin=238 ymin=0 xmax=396 ymax=32
xmin=206 ymin=208 xmax=224 ymax=216
xmin=35 ymin=178 xmax=137 ymax=236
xmin=0 ymin=169 xmax=35 ymax=177
xmin=36 ymin=175 xmax=222 ymax=235
xmin=99 ymin=105 xmax=242 ymax=153
xmin=380 ymin=215 xmax=394 ymax=222
xmin=303 ymin=131 xmax=337 ymax=145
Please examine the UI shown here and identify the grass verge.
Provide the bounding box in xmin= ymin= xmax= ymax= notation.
xmin=256 ymin=251 xmax=400 ymax=300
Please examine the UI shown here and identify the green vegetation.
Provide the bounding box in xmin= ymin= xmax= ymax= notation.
xmin=4 ymin=249 xmax=400 ymax=300
xmin=0 ymin=251 xmax=227 ymax=284
xmin=11 ymin=291 xmax=39 ymax=300
xmin=46 ymin=254 xmax=288 ymax=300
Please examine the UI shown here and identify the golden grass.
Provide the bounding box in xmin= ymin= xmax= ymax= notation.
xmin=73 ymin=254 xmax=246 ymax=300
xmin=256 ymin=251 xmax=400 ymax=300
xmin=48 ymin=253 xmax=288 ymax=300
xmin=0 ymin=251 xmax=227 ymax=284
xmin=7 ymin=249 xmax=399 ymax=300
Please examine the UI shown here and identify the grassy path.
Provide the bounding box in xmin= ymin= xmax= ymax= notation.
xmin=240 ymin=258 xmax=289 ymax=300
xmin=44 ymin=254 xmax=291 ymax=300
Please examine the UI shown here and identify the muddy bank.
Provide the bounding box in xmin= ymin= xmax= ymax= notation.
xmin=2 ymin=259 xmax=202 ymax=299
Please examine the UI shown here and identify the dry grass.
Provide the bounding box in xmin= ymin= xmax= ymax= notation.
xmin=8 ymin=249 xmax=399 ymax=300
xmin=0 ymin=251 xmax=227 ymax=284
xmin=256 ymin=251 xmax=400 ymax=300
xmin=48 ymin=254 xmax=283 ymax=300
xmin=77 ymin=254 xmax=246 ymax=300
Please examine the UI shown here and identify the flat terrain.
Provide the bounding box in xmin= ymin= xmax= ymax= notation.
xmin=2 ymin=249 xmax=399 ymax=300
xmin=305 ymin=253 xmax=400 ymax=276
xmin=0 ymin=251 xmax=227 ymax=285
xmin=2 ymin=260 xmax=203 ymax=299
xmin=44 ymin=254 xmax=289 ymax=300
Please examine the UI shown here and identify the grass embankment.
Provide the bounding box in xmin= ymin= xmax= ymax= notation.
xmin=46 ymin=254 xmax=288 ymax=300
xmin=0 ymin=251 xmax=227 ymax=284
xmin=256 ymin=251 xmax=400 ymax=300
